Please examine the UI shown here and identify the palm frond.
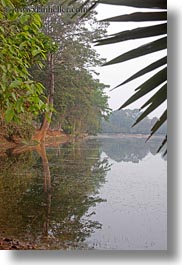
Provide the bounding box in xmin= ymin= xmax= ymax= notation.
xmin=119 ymin=67 xmax=167 ymax=108
xmin=112 ymin=56 xmax=167 ymax=90
xmin=98 ymin=1 xmax=167 ymax=154
xmin=149 ymin=110 xmax=167 ymax=139
xmin=132 ymin=83 xmax=167 ymax=126
xmin=99 ymin=0 xmax=167 ymax=9
xmin=103 ymin=37 xmax=167 ymax=66
xmin=63 ymin=0 xmax=167 ymax=154
xmin=157 ymin=135 xmax=167 ymax=155
xmin=100 ymin=12 xmax=167 ymax=22
xmin=95 ymin=24 xmax=167 ymax=46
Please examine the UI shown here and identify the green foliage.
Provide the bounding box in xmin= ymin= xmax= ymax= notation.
xmin=31 ymin=2 xmax=110 ymax=136
xmin=0 ymin=0 xmax=110 ymax=138
xmin=0 ymin=111 xmax=35 ymax=141
xmin=53 ymin=71 xmax=110 ymax=135
xmin=0 ymin=0 xmax=55 ymax=123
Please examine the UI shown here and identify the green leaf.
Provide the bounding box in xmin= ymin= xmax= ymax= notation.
xmin=103 ymin=37 xmax=167 ymax=66
xmin=1 ymin=83 xmax=6 ymax=92
xmin=20 ymin=14 xmax=30 ymax=24
xmin=10 ymin=80 xmax=22 ymax=88
xmin=1 ymin=0 xmax=14 ymax=8
xmin=5 ymin=108 xmax=15 ymax=122
xmin=32 ymin=13 xmax=42 ymax=27
xmin=23 ymin=25 xmax=29 ymax=31
xmin=95 ymin=24 xmax=167 ymax=46
xmin=11 ymin=92 xmax=17 ymax=101
xmin=112 ymin=56 xmax=167 ymax=89
xmin=0 ymin=26 xmax=5 ymax=33
xmin=37 ymin=61 xmax=44 ymax=69
xmin=100 ymin=12 xmax=167 ymax=22
xmin=32 ymin=49 xmax=41 ymax=56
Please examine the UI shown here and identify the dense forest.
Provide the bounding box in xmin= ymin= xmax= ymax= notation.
xmin=101 ymin=109 xmax=167 ymax=135
xmin=0 ymin=0 xmax=110 ymax=146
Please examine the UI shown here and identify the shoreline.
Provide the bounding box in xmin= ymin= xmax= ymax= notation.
xmin=0 ymin=132 xmax=166 ymax=157
xmin=87 ymin=133 xmax=165 ymax=140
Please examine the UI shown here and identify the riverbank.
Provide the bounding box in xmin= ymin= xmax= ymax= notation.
xmin=0 ymin=237 xmax=36 ymax=250
xmin=0 ymin=130 xmax=70 ymax=157
xmin=0 ymin=132 xmax=165 ymax=157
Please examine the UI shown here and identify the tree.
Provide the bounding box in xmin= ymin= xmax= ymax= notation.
xmin=101 ymin=109 xmax=167 ymax=135
xmin=31 ymin=1 xmax=110 ymax=137
xmin=0 ymin=0 xmax=55 ymax=123
xmin=66 ymin=0 xmax=167 ymax=154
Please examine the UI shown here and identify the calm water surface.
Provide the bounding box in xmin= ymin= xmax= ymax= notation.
xmin=0 ymin=136 xmax=167 ymax=250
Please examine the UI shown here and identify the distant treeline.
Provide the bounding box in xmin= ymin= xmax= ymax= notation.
xmin=101 ymin=109 xmax=167 ymax=135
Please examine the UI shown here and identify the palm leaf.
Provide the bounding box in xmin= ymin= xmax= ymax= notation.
xmin=103 ymin=37 xmax=167 ymax=66
xmin=99 ymin=0 xmax=167 ymax=9
xmin=132 ymin=83 xmax=167 ymax=126
xmin=64 ymin=0 xmax=167 ymax=153
xmin=95 ymin=24 xmax=167 ymax=46
xmin=98 ymin=1 xmax=167 ymax=155
xmin=148 ymin=110 xmax=167 ymax=139
xmin=79 ymin=2 xmax=98 ymax=19
xmin=141 ymin=83 xmax=167 ymax=109
xmin=100 ymin=12 xmax=167 ymax=22
xmin=157 ymin=135 xmax=167 ymax=154
xmin=112 ymin=56 xmax=167 ymax=89
xmin=119 ymin=67 xmax=167 ymax=109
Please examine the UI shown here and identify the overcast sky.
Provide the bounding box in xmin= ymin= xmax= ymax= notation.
xmin=93 ymin=4 xmax=167 ymax=118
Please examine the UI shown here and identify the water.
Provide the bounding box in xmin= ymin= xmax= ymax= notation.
xmin=0 ymin=136 xmax=167 ymax=250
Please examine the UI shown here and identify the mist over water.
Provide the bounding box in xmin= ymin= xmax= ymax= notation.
xmin=0 ymin=136 xmax=167 ymax=250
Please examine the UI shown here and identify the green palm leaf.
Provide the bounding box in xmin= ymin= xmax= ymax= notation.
xmin=103 ymin=37 xmax=166 ymax=66
xmin=100 ymin=12 xmax=167 ymax=22
xmin=98 ymin=1 xmax=167 ymax=154
xmin=95 ymin=24 xmax=167 ymax=46
xmin=99 ymin=0 xmax=167 ymax=9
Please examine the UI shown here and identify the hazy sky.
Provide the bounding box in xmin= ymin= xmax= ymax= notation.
xmin=93 ymin=4 xmax=167 ymax=118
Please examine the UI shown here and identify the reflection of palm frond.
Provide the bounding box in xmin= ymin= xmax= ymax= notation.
xmin=66 ymin=0 xmax=167 ymax=153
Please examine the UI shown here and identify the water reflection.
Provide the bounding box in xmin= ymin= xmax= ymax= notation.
xmin=0 ymin=141 xmax=110 ymax=249
xmin=98 ymin=136 xmax=166 ymax=163
xmin=0 ymin=136 xmax=166 ymax=250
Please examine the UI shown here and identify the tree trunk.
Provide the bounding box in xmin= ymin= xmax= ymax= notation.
xmin=33 ymin=53 xmax=55 ymax=142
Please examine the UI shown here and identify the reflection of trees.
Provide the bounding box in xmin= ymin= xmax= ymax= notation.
xmin=36 ymin=143 xmax=52 ymax=240
xmin=100 ymin=137 xmax=166 ymax=163
xmin=0 ymin=151 xmax=38 ymax=239
xmin=0 ymin=140 xmax=110 ymax=249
